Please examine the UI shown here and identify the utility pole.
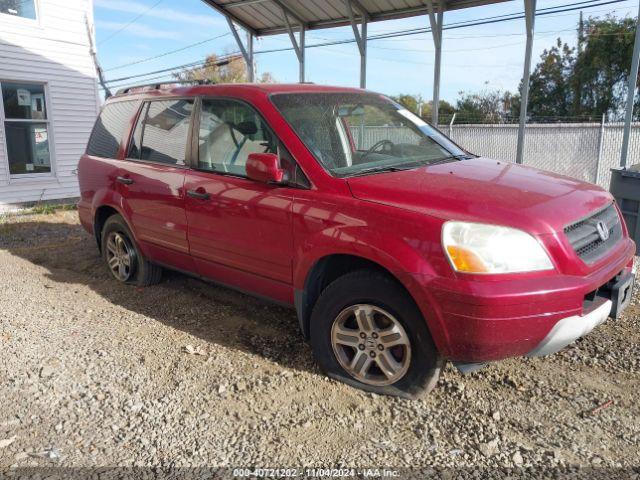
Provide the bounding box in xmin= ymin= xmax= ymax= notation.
xmin=85 ymin=15 xmax=111 ymax=98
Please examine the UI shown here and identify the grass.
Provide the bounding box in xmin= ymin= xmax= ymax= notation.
xmin=0 ymin=203 xmax=77 ymax=226
xmin=29 ymin=203 xmax=77 ymax=215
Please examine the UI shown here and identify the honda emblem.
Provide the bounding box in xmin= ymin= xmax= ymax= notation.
xmin=596 ymin=221 xmax=610 ymax=242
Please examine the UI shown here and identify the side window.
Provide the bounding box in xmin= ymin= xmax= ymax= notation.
xmin=87 ymin=100 xmax=139 ymax=159
xmin=198 ymin=99 xmax=276 ymax=176
xmin=139 ymin=99 xmax=194 ymax=165
xmin=127 ymin=103 xmax=148 ymax=159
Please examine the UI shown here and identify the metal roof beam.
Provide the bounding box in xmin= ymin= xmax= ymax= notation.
xmin=344 ymin=0 xmax=365 ymax=56
xmin=282 ymin=7 xmax=302 ymax=62
xmin=426 ymin=1 xmax=445 ymax=125
xmin=425 ymin=0 xmax=442 ymax=47
xmin=271 ymin=0 xmax=306 ymax=27
xmin=226 ymin=16 xmax=255 ymax=81
xmin=281 ymin=6 xmax=306 ymax=82
xmin=349 ymin=0 xmax=370 ymax=21
xmin=201 ymin=0 xmax=258 ymax=36
xmin=516 ymin=0 xmax=536 ymax=164
xmin=201 ymin=0 xmax=511 ymax=37
xmin=224 ymin=0 xmax=267 ymax=7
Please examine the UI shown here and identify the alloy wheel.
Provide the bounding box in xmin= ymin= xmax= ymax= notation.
xmin=330 ymin=304 xmax=411 ymax=386
xmin=105 ymin=232 xmax=134 ymax=282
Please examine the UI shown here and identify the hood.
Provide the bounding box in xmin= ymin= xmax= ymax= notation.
xmin=346 ymin=157 xmax=613 ymax=235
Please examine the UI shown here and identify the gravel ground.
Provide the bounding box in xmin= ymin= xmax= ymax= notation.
xmin=0 ymin=210 xmax=639 ymax=478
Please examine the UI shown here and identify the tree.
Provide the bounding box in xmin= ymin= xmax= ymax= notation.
xmin=390 ymin=94 xmax=421 ymax=114
xmin=423 ymin=99 xmax=456 ymax=120
xmin=513 ymin=15 xmax=639 ymax=121
xmin=526 ymin=39 xmax=575 ymax=118
xmin=174 ymin=53 xmax=275 ymax=84
xmin=390 ymin=94 xmax=455 ymax=122
xmin=455 ymin=88 xmax=515 ymax=123
xmin=572 ymin=15 xmax=639 ymax=119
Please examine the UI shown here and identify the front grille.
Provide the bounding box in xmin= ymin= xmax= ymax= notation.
xmin=564 ymin=203 xmax=622 ymax=264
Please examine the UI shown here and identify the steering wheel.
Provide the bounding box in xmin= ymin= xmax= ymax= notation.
xmin=360 ymin=139 xmax=394 ymax=161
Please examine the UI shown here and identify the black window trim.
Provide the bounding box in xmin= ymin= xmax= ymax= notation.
xmin=191 ymin=95 xmax=311 ymax=189
xmin=123 ymin=96 xmax=195 ymax=169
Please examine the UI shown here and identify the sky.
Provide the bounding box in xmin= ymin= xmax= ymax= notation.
xmin=93 ymin=0 xmax=640 ymax=103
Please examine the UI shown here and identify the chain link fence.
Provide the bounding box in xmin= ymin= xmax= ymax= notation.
xmin=439 ymin=120 xmax=640 ymax=189
xmin=353 ymin=118 xmax=638 ymax=189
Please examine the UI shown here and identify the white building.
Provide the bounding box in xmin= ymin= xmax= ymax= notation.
xmin=0 ymin=0 xmax=100 ymax=207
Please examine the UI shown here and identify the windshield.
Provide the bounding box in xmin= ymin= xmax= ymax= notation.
xmin=270 ymin=92 xmax=468 ymax=177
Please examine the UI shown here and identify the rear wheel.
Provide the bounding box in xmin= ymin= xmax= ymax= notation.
xmin=310 ymin=270 xmax=442 ymax=399
xmin=101 ymin=214 xmax=162 ymax=286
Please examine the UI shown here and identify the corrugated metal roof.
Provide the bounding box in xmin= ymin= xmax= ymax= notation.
xmin=201 ymin=0 xmax=513 ymax=36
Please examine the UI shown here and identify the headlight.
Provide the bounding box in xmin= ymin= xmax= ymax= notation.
xmin=442 ymin=221 xmax=553 ymax=274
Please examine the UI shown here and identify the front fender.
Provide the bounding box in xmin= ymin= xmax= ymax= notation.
xmin=293 ymin=223 xmax=451 ymax=354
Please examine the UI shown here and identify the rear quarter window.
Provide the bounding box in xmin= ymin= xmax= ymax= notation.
xmin=86 ymin=100 xmax=139 ymax=158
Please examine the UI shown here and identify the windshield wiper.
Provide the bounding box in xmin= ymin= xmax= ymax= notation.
xmin=427 ymin=154 xmax=473 ymax=165
xmin=347 ymin=164 xmax=419 ymax=177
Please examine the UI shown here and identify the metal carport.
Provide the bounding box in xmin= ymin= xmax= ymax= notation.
xmin=201 ymin=0 xmax=640 ymax=167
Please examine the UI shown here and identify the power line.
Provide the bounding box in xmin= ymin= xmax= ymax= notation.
xmin=104 ymin=32 xmax=232 ymax=72
xmin=98 ymin=0 xmax=165 ymax=46
xmin=107 ymin=52 xmax=242 ymax=85
xmin=103 ymin=0 xmax=630 ymax=86
xmin=104 ymin=0 xmax=616 ymax=73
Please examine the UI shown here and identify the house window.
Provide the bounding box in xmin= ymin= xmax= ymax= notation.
xmin=0 ymin=0 xmax=37 ymax=20
xmin=1 ymin=82 xmax=51 ymax=175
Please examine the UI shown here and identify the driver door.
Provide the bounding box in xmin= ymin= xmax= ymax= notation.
xmin=184 ymin=98 xmax=296 ymax=300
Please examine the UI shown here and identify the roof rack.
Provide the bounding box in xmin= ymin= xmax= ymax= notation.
xmin=115 ymin=79 xmax=214 ymax=95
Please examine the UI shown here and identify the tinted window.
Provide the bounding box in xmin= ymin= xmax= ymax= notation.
xmin=198 ymin=99 xmax=276 ymax=175
xmin=138 ymin=99 xmax=193 ymax=165
xmin=87 ymin=101 xmax=139 ymax=159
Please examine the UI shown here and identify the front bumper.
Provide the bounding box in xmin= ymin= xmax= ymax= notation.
xmin=528 ymin=269 xmax=635 ymax=357
xmin=526 ymin=300 xmax=611 ymax=357
xmin=408 ymin=238 xmax=636 ymax=363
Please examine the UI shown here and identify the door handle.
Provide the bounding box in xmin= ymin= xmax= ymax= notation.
xmin=116 ymin=176 xmax=134 ymax=185
xmin=187 ymin=189 xmax=210 ymax=200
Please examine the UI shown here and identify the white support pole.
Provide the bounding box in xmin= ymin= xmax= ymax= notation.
xmin=426 ymin=0 xmax=444 ymax=125
xmin=227 ymin=17 xmax=254 ymax=82
xmin=247 ymin=32 xmax=254 ymax=82
xmin=300 ymin=26 xmax=306 ymax=83
xmin=620 ymin=2 xmax=640 ymax=168
xmin=516 ymin=0 xmax=536 ymax=164
xmin=344 ymin=0 xmax=367 ymax=88
xmin=360 ymin=19 xmax=367 ymax=88
xmin=595 ymin=113 xmax=606 ymax=185
xmin=282 ymin=8 xmax=306 ymax=83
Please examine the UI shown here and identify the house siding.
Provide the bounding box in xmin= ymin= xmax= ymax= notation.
xmin=0 ymin=0 xmax=100 ymax=206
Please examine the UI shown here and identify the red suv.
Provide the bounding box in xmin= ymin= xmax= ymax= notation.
xmin=78 ymin=83 xmax=635 ymax=398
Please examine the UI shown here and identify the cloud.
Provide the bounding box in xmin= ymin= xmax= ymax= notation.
xmin=96 ymin=20 xmax=182 ymax=40
xmin=94 ymin=0 xmax=226 ymax=29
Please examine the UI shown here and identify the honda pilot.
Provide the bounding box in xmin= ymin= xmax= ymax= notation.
xmin=78 ymin=83 xmax=636 ymax=398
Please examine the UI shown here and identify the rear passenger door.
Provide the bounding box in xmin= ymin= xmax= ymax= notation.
xmin=119 ymin=98 xmax=194 ymax=259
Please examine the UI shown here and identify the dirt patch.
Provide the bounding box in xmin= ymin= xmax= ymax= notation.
xmin=0 ymin=211 xmax=638 ymax=474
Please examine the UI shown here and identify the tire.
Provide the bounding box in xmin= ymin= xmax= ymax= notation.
xmin=101 ymin=214 xmax=162 ymax=286
xmin=310 ymin=270 xmax=442 ymax=399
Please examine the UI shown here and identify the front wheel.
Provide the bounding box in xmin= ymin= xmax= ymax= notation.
xmin=310 ymin=270 xmax=442 ymax=399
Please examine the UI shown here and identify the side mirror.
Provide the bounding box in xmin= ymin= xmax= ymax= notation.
xmin=246 ymin=153 xmax=285 ymax=184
